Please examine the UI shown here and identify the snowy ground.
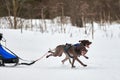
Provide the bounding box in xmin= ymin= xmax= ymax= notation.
xmin=0 ymin=23 xmax=120 ymax=80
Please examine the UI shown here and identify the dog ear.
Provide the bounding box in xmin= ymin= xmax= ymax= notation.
xmin=79 ymin=40 xmax=82 ymax=42
xmin=79 ymin=40 xmax=92 ymax=46
xmin=79 ymin=40 xmax=85 ymax=42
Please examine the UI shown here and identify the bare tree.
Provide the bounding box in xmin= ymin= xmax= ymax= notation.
xmin=4 ymin=0 xmax=25 ymax=29
xmin=4 ymin=0 xmax=13 ymax=28
xmin=12 ymin=0 xmax=17 ymax=29
xmin=41 ymin=6 xmax=47 ymax=32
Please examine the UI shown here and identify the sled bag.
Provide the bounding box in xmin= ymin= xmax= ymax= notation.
xmin=0 ymin=45 xmax=17 ymax=59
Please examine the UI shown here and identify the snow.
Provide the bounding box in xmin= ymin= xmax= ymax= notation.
xmin=0 ymin=22 xmax=120 ymax=80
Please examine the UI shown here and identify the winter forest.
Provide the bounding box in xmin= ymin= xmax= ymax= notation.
xmin=0 ymin=0 xmax=120 ymax=29
xmin=0 ymin=0 xmax=120 ymax=80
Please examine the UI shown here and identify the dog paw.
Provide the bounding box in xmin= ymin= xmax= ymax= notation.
xmin=72 ymin=65 xmax=76 ymax=68
xmin=84 ymin=56 xmax=89 ymax=59
xmin=83 ymin=64 xmax=87 ymax=67
xmin=48 ymin=51 xmax=51 ymax=53
xmin=46 ymin=55 xmax=49 ymax=58
xmin=85 ymin=56 xmax=89 ymax=59
xmin=61 ymin=61 xmax=64 ymax=64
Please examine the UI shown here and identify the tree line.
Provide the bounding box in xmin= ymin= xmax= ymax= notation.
xmin=0 ymin=0 xmax=120 ymax=29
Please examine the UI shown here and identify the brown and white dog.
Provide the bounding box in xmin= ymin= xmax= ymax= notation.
xmin=46 ymin=40 xmax=92 ymax=68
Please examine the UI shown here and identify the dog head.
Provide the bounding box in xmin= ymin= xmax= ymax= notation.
xmin=79 ymin=40 xmax=92 ymax=48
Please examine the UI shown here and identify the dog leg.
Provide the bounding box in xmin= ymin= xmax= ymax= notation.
xmin=83 ymin=55 xmax=89 ymax=59
xmin=46 ymin=51 xmax=55 ymax=58
xmin=61 ymin=57 xmax=68 ymax=64
xmin=71 ymin=58 xmax=76 ymax=68
xmin=46 ymin=50 xmax=60 ymax=58
xmin=81 ymin=51 xmax=89 ymax=59
xmin=68 ymin=58 xmax=72 ymax=64
xmin=75 ymin=57 xmax=87 ymax=67
xmin=61 ymin=54 xmax=71 ymax=64
xmin=46 ymin=54 xmax=53 ymax=58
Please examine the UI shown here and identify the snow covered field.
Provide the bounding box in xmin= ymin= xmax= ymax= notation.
xmin=0 ymin=23 xmax=120 ymax=80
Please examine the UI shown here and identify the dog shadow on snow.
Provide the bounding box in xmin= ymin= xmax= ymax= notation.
xmin=39 ymin=64 xmax=104 ymax=70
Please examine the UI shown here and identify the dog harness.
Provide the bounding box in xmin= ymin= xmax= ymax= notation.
xmin=64 ymin=43 xmax=74 ymax=58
